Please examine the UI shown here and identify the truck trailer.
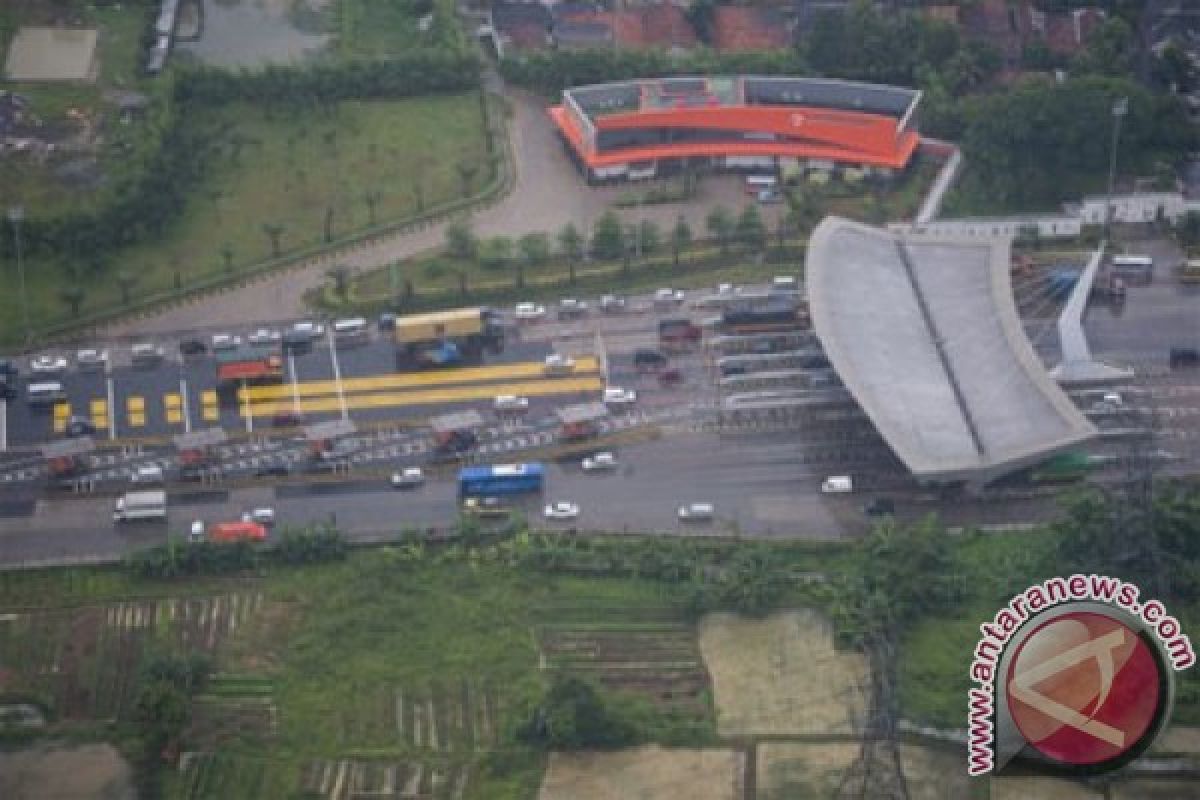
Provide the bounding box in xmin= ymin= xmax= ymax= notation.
xmin=114 ymin=490 xmax=167 ymax=523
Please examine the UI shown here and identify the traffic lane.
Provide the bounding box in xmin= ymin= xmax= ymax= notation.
xmin=0 ymin=494 xmax=166 ymax=564
xmin=1085 ymin=283 xmax=1200 ymax=360
xmin=5 ymin=387 xmax=56 ymax=447
xmin=110 ymin=361 xmax=187 ymax=439
xmin=327 ymin=336 xmax=398 ymax=380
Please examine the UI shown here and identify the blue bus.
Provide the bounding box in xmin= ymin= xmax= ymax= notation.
xmin=458 ymin=462 xmax=545 ymax=496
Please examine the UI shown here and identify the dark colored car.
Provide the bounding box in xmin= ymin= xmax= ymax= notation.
xmin=0 ymin=358 xmax=18 ymax=377
xmin=179 ymin=338 xmax=207 ymax=356
xmin=254 ymin=464 xmax=291 ymax=478
xmin=659 ymin=368 xmax=683 ymax=386
xmin=378 ymin=312 xmax=397 ymax=332
xmin=272 ymin=411 xmax=304 ymax=428
xmin=633 ymin=348 xmax=667 ymax=371
xmin=864 ymin=498 xmax=896 ymax=517
xmin=0 ymin=377 xmax=15 ymax=400
xmin=1170 ymin=347 xmax=1200 ymax=369
xmin=65 ymin=416 xmax=96 ymax=437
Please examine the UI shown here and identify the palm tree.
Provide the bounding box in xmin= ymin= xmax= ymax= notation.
xmin=363 ymin=190 xmax=382 ymax=227
xmin=116 ymin=270 xmax=139 ymax=305
xmin=327 ymin=266 xmax=351 ymax=301
xmin=706 ymin=206 xmax=733 ymax=256
xmin=457 ymin=162 xmax=480 ymax=198
xmin=323 ymin=206 xmax=335 ymax=243
xmin=59 ymin=286 xmax=85 ymax=317
xmin=262 ymin=223 xmax=285 ymax=258
xmin=671 ymin=216 xmax=692 ymax=269
xmin=557 ymin=222 xmax=583 ymax=285
xmin=219 ymin=243 xmax=234 ymax=274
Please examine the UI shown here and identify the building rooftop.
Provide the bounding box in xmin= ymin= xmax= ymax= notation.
xmin=805 ymin=217 xmax=1094 ymax=484
xmin=4 ymin=27 xmax=98 ymax=82
xmin=712 ymin=6 xmax=792 ymax=51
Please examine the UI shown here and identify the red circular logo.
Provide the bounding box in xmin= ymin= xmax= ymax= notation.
xmin=1006 ymin=611 xmax=1166 ymax=766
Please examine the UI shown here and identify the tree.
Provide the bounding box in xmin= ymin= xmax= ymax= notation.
xmin=445 ymin=217 xmax=477 ymax=261
xmin=1153 ymin=43 xmax=1198 ymax=95
xmin=116 ymin=270 xmax=139 ymax=305
xmin=519 ymin=675 xmax=637 ymax=750
xmin=706 ymin=205 xmax=733 ymax=255
xmin=457 ymin=161 xmax=480 ymax=198
xmin=478 ymin=235 xmax=513 ymax=271
xmin=262 ymin=223 xmax=285 ymax=258
xmin=363 ymin=190 xmax=382 ymax=226
xmin=735 ymin=203 xmax=766 ymax=251
xmin=638 ymin=219 xmax=660 ymax=256
xmin=219 ymin=243 xmax=234 ymax=273
xmin=327 ymin=265 xmax=351 ymax=300
xmin=59 ymin=286 xmax=85 ymax=316
xmin=323 ymin=206 xmax=335 ymax=243
xmin=1071 ymin=17 xmax=1135 ymax=78
xmin=518 ymin=232 xmax=550 ymax=268
xmin=671 ymin=216 xmax=692 ymax=268
xmin=558 ymin=222 xmax=584 ymax=285
xmin=591 ymin=211 xmax=624 ymax=260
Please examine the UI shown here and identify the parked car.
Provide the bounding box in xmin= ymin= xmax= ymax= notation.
xmin=76 ymin=348 xmax=108 ymax=371
xmin=677 ymin=502 xmax=714 ymax=521
xmin=863 ymin=497 xmax=895 ymax=517
xmin=0 ymin=377 xmax=15 ymax=400
xmin=289 ymin=321 xmax=325 ymax=340
xmin=514 ymin=302 xmax=546 ymax=321
xmin=211 ymin=333 xmax=241 ymax=351
xmin=462 ymin=496 xmax=508 ymax=517
xmin=30 ymin=354 xmax=68 ymax=375
xmin=633 ymin=348 xmax=667 ymax=371
xmin=131 ymin=343 xmax=165 ymax=366
xmin=254 ymin=464 xmax=292 ymax=478
xmin=0 ymin=358 xmax=18 ymax=377
xmin=247 ymin=328 xmax=281 ymax=345
xmin=582 ymin=452 xmax=617 ymax=472
xmin=821 ymin=475 xmax=853 ymax=493
xmin=658 ymin=368 xmax=683 ymax=387
xmin=544 ymin=501 xmax=580 ymax=520
xmin=599 ymin=294 xmax=627 ymax=313
xmin=773 ymin=275 xmax=799 ymax=291
xmin=1170 ymin=347 xmax=1199 ymax=369
xmin=557 ymin=298 xmax=589 ymax=320
xmin=494 ymin=394 xmax=530 ymax=412
xmin=757 ymin=189 xmax=784 ymax=205
xmin=390 ymin=467 xmax=425 ymax=488
xmin=543 ymin=353 xmax=575 ymax=375
xmin=603 ymin=387 xmax=637 ymax=407
xmin=179 ymin=338 xmax=207 ymax=356
xmin=378 ymin=312 xmax=397 ymax=332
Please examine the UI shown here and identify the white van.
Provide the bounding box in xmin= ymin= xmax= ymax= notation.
xmin=27 ymin=381 xmax=66 ymax=406
xmin=821 ymin=475 xmax=853 ymax=493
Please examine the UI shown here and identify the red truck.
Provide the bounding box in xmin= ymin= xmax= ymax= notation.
xmin=215 ymin=344 xmax=283 ymax=387
xmin=189 ymin=520 xmax=267 ymax=543
xmin=658 ymin=319 xmax=702 ymax=351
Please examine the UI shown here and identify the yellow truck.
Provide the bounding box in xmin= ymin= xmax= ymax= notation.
xmin=392 ymin=307 xmax=502 ymax=366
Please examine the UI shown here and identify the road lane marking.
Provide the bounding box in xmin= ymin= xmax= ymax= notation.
xmin=126 ymin=396 xmax=145 ymax=428
xmin=201 ymin=389 xmax=219 ymax=422
xmin=287 ymin=350 xmax=301 ymax=416
xmin=90 ymin=398 xmax=108 ymax=431
xmin=0 ymin=398 xmax=5 ymax=451
xmin=179 ymin=379 xmax=192 ymax=433
xmin=237 ymin=356 xmax=602 ymax=401
xmin=53 ymin=402 xmax=70 ymax=433
xmin=164 ymin=392 xmax=183 ymax=425
xmin=239 ymin=376 xmax=604 ymax=418
xmin=106 ymin=376 xmax=117 ymax=441
xmin=326 ymin=326 xmax=349 ymax=421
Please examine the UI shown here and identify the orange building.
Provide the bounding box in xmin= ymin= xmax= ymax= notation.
xmin=549 ymin=76 xmax=922 ymax=184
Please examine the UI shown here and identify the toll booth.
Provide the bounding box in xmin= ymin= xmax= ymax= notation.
xmin=430 ymin=410 xmax=483 ymax=455
xmin=42 ymin=437 xmax=95 ymax=482
xmin=305 ymin=419 xmax=358 ymax=461
xmin=174 ymin=428 xmax=227 ymax=473
xmin=556 ymin=402 xmax=609 ymax=441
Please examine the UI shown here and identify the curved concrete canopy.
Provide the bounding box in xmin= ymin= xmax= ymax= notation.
xmin=805 ymin=217 xmax=1095 ymax=484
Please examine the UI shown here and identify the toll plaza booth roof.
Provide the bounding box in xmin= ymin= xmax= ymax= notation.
xmin=805 ymin=217 xmax=1095 ymax=487
xmin=41 ymin=437 xmax=96 ymax=460
xmin=555 ymin=402 xmax=610 ymax=427
xmin=430 ymin=410 xmax=484 ymax=434
xmin=304 ymin=419 xmax=357 ymax=442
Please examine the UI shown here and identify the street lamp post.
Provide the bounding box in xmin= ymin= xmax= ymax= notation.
xmin=1105 ymin=96 xmax=1128 ymax=240
xmin=7 ymin=206 xmax=30 ymax=345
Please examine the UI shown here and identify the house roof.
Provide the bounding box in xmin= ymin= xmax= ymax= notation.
xmin=712 ymin=6 xmax=792 ymax=52
xmin=613 ymin=5 xmax=697 ymax=49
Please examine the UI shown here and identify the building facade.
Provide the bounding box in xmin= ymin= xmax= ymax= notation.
xmin=549 ymin=75 xmax=922 ymax=184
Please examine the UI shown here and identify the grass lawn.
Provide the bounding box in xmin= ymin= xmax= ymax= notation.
xmin=336 ymin=0 xmax=455 ymax=58
xmin=0 ymin=93 xmax=488 ymax=342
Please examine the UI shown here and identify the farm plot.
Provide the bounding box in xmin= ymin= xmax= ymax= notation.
xmin=177 ymin=752 xmax=297 ymax=800
xmin=698 ymin=609 xmax=868 ymax=736
xmin=300 ymin=758 xmax=473 ymax=800
xmin=539 ymin=745 xmax=743 ymax=800
xmin=756 ymin=742 xmax=970 ymax=800
xmin=534 ymin=606 xmax=711 ymax=716
xmin=187 ymin=673 xmax=278 ymax=749
xmin=0 ymin=591 xmax=263 ymax=721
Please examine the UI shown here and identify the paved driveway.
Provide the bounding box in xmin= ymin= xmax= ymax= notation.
xmin=102 ymin=88 xmax=773 ymax=338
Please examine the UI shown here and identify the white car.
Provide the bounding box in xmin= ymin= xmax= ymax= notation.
xmin=543 ymin=353 xmax=576 ymax=375
xmin=131 ymin=464 xmax=164 ymax=485
xmin=290 ymin=321 xmax=325 ymax=340
xmin=678 ymin=502 xmax=714 ymax=521
xmin=544 ymin=501 xmax=580 ymax=520
xmin=603 ymin=387 xmax=637 ymax=407
xmin=247 ymin=328 xmax=281 ymax=345
xmin=716 ymin=283 xmax=735 ymax=296
xmin=390 ymin=467 xmax=425 ymax=488
xmin=773 ymin=275 xmax=799 ymax=291
xmin=494 ymin=394 xmax=530 ymax=412
xmin=76 ymin=349 xmax=108 ymax=371
xmin=131 ymin=343 xmax=164 ymax=365
xmin=211 ymin=333 xmax=241 ymax=351
xmin=242 ymin=507 xmax=276 ymax=526
xmin=557 ymin=298 xmax=589 ymax=319
xmin=821 ymin=475 xmax=853 ymax=494
xmin=30 ymin=354 xmax=68 ymax=375
xmin=654 ymin=287 xmax=685 ymax=308
xmin=514 ymin=302 xmax=546 ymax=321
xmin=599 ymin=294 xmax=626 ymax=313
xmin=582 ymin=452 xmax=617 ymax=471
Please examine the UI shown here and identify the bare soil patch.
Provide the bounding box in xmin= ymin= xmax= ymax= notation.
xmin=990 ymin=776 xmax=1103 ymax=800
xmin=698 ymin=609 xmax=867 ymax=736
xmin=0 ymin=743 xmax=134 ymax=800
xmin=539 ymin=746 xmax=742 ymax=800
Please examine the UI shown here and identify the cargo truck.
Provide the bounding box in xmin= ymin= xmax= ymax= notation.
xmin=658 ymin=319 xmax=702 ymax=351
xmin=114 ymin=490 xmax=167 ymax=523
xmin=215 ymin=344 xmax=283 ymax=388
xmin=189 ymin=520 xmax=268 ymax=543
xmin=393 ymin=307 xmax=501 ymax=366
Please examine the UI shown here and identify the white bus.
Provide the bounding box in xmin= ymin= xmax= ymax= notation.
xmin=27 ymin=381 xmax=65 ymax=406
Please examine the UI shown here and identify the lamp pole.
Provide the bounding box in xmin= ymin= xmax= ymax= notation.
xmin=7 ymin=206 xmax=30 ymax=345
xmin=1105 ymin=96 xmax=1128 ymax=240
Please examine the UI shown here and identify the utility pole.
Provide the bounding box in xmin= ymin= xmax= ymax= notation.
xmin=7 ymin=205 xmax=30 ymax=345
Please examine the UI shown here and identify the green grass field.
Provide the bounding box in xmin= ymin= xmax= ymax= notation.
xmin=0 ymin=93 xmax=488 ymax=341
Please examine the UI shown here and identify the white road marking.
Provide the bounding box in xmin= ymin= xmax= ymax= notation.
xmin=326 ymin=326 xmax=349 ymax=422
xmin=0 ymin=397 xmax=6 ymax=451
xmin=179 ymin=377 xmax=192 ymax=434
xmin=106 ymin=375 xmax=117 ymax=441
